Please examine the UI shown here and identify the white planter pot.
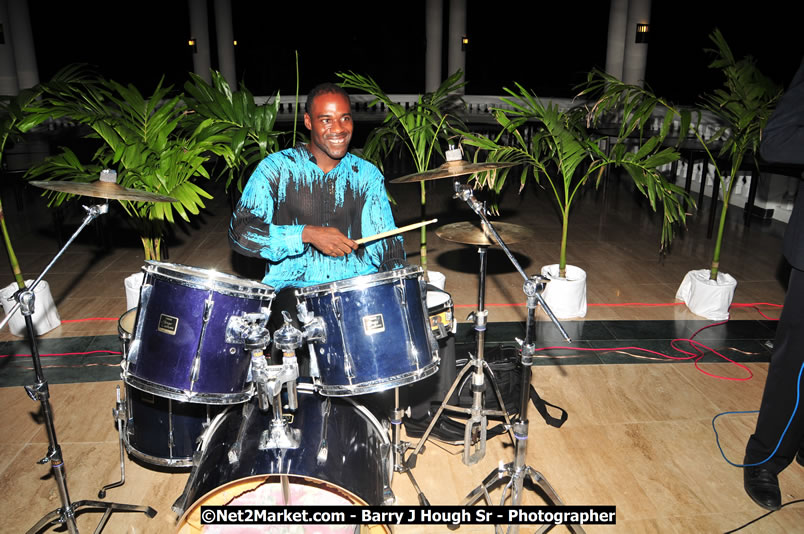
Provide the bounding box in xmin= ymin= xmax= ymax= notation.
xmin=540 ymin=264 xmax=587 ymax=318
xmin=676 ymin=269 xmax=737 ymax=321
xmin=0 ymin=280 xmax=61 ymax=337
xmin=124 ymin=272 xmax=145 ymax=310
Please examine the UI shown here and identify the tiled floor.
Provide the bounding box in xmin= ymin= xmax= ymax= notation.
xmin=1 ymin=166 xmax=801 ymax=533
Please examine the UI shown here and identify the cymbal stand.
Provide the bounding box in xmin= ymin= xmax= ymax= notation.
xmin=0 ymin=203 xmax=157 ymax=534
xmin=408 ymin=239 xmax=517 ymax=467
xmin=451 ymin=183 xmax=583 ymax=533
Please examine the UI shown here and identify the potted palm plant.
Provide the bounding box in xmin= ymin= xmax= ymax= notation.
xmin=24 ymin=74 xmax=232 ymax=309
xmin=459 ymin=83 xmax=690 ymax=318
xmin=582 ymin=30 xmax=781 ymax=320
xmin=26 ymin=75 xmax=231 ymax=261
xmin=336 ymin=70 xmax=466 ymax=272
xmin=0 ymin=66 xmax=87 ymax=335
xmin=182 ymin=70 xmax=285 ymax=195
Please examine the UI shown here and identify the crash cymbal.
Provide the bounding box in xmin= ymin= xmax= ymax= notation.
xmin=435 ymin=221 xmax=535 ymax=246
xmin=29 ymin=180 xmax=178 ymax=202
xmin=389 ymin=160 xmax=517 ymax=183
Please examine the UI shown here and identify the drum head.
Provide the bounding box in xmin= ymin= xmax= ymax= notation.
xmin=426 ymin=290 xmax=451 ymax=309
xmin=118 ymin=307 xmax=137 ymax=339
xmin=178 ymin=475 xmax=393 ymax=533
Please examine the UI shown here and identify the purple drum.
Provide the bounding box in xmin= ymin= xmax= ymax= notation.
xmin=124 ymin=383 xmax=224 ymax=468
xmin=174 ymin=383 xmax=394 ymax=527
xmin=296 ymin=266 xmax=440 ymax=396
xmin=124 ymin=261 xmax=275 ymax=404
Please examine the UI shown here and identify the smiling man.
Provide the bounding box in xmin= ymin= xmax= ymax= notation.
xmin=229 ymin=83 xmax=405 ymax=356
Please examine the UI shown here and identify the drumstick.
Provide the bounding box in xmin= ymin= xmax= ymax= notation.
xmin=355 ymin=219 xmax=438 ymax=245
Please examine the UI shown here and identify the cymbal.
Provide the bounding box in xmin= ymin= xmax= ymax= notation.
xmin=389 ymin=160 xmax=517 ymax=184
xmin=29 ymin=180 xmax=178 ymax=202
xmin=435 ymin=221 xmax=535 ymax=246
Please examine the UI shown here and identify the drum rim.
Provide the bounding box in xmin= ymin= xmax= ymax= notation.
xmin=177 ymin=474 xmax=377 ymax=531
xmin=316 ymin=359 xmax=440 ymax=396
xmin=144 ymin=260 xmax=276 ymax=299
xmin=296 ymin=265 xmax=423 ymax=297
xmin=123 ymin=440 xmax=194 ymax=468
xmin=122 ymin=371 xmax=254 ymax=405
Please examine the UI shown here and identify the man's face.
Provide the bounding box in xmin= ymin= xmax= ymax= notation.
xmin=304 ymin=92 xmax=353 ymax=170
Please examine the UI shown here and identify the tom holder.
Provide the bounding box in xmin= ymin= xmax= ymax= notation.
xmin=253 ymin=311 xmax=300 ymax=450
xmin=3 ymin=202 xmax=156 ymax=534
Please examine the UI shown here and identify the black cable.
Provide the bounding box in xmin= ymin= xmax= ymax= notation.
xmin=723 ymin=499 xmax=804 ymax=533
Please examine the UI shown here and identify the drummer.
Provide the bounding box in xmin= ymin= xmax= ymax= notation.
xmin=229 ymin=82 xmax=406 ymax=365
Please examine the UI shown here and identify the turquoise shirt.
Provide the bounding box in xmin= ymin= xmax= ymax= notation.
xmin=229 ymin=145 xmax=405 ymax=291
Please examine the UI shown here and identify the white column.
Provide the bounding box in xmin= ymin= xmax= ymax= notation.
xmin=622 ymin=0 xmax=651 ymax=87
xmin=8 ymin=0 xmax=36 ymax=89
xmin=214 ymin=0 xmax=236 ymax=89
xmin=0 ymin=0 xmax=19 ymax=95
xmin=425 ymin=0 xmax=442 ymax=93
xmin=447 ymin=0 xmax=466 ymax=91
xmin=188 ymin=0 xmax=212 ymax=84
xmin=605 ymin=0 xmax=628 ymax=80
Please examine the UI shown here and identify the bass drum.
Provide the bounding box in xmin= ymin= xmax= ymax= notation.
xmin=176 ymin=383 xmax=394 ymax=533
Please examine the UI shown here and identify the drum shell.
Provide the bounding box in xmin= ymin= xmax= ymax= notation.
xmin=124 ymin=384 xmax=223 ymax=467
xmin=177 ymin=384 xmax=392 ymax=516
xmin=298 ymin=267 xmax=439 ymax=396
xmin=125 ymin=261 xmax=274 ymax=403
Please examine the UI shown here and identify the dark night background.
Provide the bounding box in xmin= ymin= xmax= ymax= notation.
xmin=26 ymin=1 xmax=804 ymax=105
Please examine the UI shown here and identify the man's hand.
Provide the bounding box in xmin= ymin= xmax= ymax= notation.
xmin=302 ymin=226 xmax=358 ymax=257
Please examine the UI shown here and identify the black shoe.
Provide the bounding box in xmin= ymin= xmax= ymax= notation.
xmin=743 ymin=465 xmax=781 ymax=511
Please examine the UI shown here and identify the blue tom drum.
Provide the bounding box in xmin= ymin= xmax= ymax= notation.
xmin=124 ymin=261 xmax=275 ymax=404
xmin=124 ymin=384 xmax=223 ymax=467
xmin=296 ymin=266 xmax=439 ymax=396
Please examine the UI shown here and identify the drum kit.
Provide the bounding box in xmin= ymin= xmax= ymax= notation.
xmin=6 ymin=158 xmax=586 ymax=533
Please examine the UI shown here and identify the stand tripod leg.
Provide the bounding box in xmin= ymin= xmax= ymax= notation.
xmin=27 ymin=500 xmax=157 ymax=534
xmin=408 ymin=356 xmax=476 ymax=463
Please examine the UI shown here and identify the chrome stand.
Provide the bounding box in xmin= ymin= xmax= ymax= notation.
xmin=408 ymin=239 xmax=518 ymax=468
xmin=390 ymin=387 xmax=430 ymax=505
xmin=463 ymin=279 xmax=585 ymax=534
xmin=0 ymin=204 xmax=156 ymax=534
xmin=97 ymin=386 xmax=127 ymax=498
xmin=446 ymin=183 xmax=583 ymax=533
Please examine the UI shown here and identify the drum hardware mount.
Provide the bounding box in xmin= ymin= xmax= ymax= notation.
xmin=408 ymin=198 xmax=519 ymax=467
xmin=97 ymin=385 xmax=128 ymax=498
xmin=255 ymin=312 xmax=302 ymax=450
xmin=0 ymin=201 xmax=157 ymax=534
xmin=188 ymin=295 xmax=215 ymax=390
xmin=449 ymin=182 xmax=584 ymax=533
xmin=463 ymin=278 xmax=585 ymax=534
xmin=390 ymin=387 xmax=430 ymax=506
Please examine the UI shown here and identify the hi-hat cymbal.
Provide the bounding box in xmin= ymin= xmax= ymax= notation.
xmin=29 ymin=180 xmax=178 ymax=202
xmin=435 ymin=221 xmax=535 ymax=246
xmin=389 ymin=160 xmax=517 ymax=184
